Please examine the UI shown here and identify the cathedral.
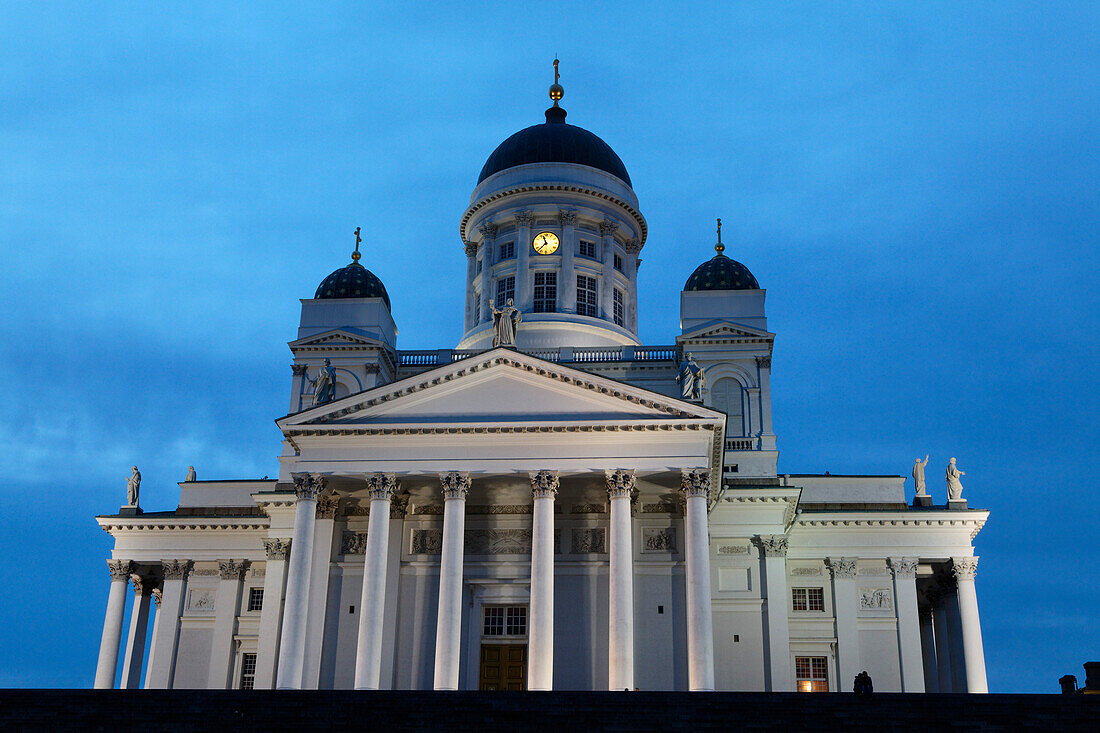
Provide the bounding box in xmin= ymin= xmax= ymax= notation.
xmin=94 ymin=70 xmax=989 ymax=694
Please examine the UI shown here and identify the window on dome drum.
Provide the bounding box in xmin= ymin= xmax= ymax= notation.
xmin=483 ymin=606 xmax=527 ymax=637
xmin=476 ymin=259 xmax=483 ymax=274
xmin=577 ymin=275 xmax=598 ymax=317
xmin=499 ymin=241 xmax=514 ymax=261
xmin=496 ymin=276 xmax=515 ymax=307
xmin=614 ymin=253 xmax=623 ymax=272
xmin=709 ymin=378 xmax=744 ymax=436
xmin=792 ymin=587 xmax=824 ymax=612
xmin=796 ymin=656 xmax=829 ymax=692
xmin=239 ymin=653 xmax=257 ymax=690
xmin=247 ymin=587 xmax=264 ymax=612
xmin=533 ymin=271 xmax=557 ymax=313
xmin=578 ymin=239 xmax=596 ymax=258
xmin=613 ymin=288 xmax=624 ymax=326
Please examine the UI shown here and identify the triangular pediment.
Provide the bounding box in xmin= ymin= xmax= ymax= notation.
xmin=679 ymin=320 xmax=775 ymax=342
xmin=289 ymin=329 xmax=388 ymax=350
xmin=279 ymin=348 xmax=724 ymax=430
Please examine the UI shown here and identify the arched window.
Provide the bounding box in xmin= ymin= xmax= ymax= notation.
xmin=709 ymin=378 xmax=744 ymax=436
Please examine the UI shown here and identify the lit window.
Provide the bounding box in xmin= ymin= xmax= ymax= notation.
xmin=483 ymin=606 xmax=527 ymax=637
xmin=792 ymin=587 xmax=824 ymax=612
xmin=240 ymin=653 xmax=257 ymax=690
xmin=613 ymin=288 xmax=624 ymax=326
xmin=533 ymin=271 xmax=557 ymax=313
xmin=795 ymin=656 xmax=828 ymax=692
xmin=499 ymin=241 xmax=514 ymax=261
xmin=495 ymin=276 xmax=515 ymax=307
xmin=614 ymin=253 xmax=623 ymax=271
xmin=578 ymin=240 xmax=596 ymax=258
xmin=577 ymin=275 xmax=598 ymax=317
xmin=247 ymin=587 xmax=264 ymax=612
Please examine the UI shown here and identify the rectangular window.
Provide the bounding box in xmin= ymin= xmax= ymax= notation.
xmin=240 ymin=652 xmax=257 ymax=690
xmin=495 ymin=276 xmax=515 ymax=308
xmin=499 ymin=241 xmax=514 ymax=261
xmin=792 ymin=587 xmax=824 ymax=612
xmin=506 ymin=606 xmax=527 ymax=636
xmin=247 ymin=587 xmax=264 ymax=612
xmin=795 ymin=656 xmax=829 ymax=692
xmin=483 ymin=606 xmax=527 ymax=637
xmin=483 ymin=607 xmax=504 ymax=636
xmin=533 ymin=271 xmax=557 ymax=313
xmin=613 ymin=288 xmax=624 ymax=326
xmin=477 ymin=259 xmax=483 ymax=274
xmin=578 ymin=239 xmax=596 ymax=258
xmin=577 ymin=275 xmax=598 ymax=317
xmin=614 ymin=253 xmax=623 ymax=271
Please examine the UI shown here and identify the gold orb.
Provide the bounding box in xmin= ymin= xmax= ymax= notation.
xmin=549 ymin=83 xmax=564 ymax=101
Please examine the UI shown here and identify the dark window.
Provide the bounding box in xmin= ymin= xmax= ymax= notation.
xmin=614 ymin=253 xmax=623 ymax=271
xmin=577 ymin=275 xmax=598 ymax=317
xmin=495 ymin=276 xmax=515 ymax=308
xmin=499 ymin=241 xmax=514 ymax=261
xmin=792 ymin=587 xmax=825 ymax=612
xmin=483 ymin=606 xmax=527 ymax=637
xmin=533 ymin=271 xmax=557 ymax=313
xmin=247 ymin=587 xmax=264 ymax=612
xmin=240 ymin=653 xmax=257 ymax=689
xmin=613 ymin=288 xmax=624 ymax=326
xmin=796 ymin=656 xmax=829 ymax=692
xmin=476 ymin=259 xmax=483 ymax=274
xmin=578 ymin=239 xmax=596 ymax=258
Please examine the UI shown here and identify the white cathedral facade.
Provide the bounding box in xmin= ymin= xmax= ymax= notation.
xmin=94 ymin=76 xmax=989 ymax=694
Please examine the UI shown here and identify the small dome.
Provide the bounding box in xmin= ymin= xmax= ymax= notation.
xmin=315 ymin=262 xmax=391 ymax=307
xmin=684 ymin=252 xmax=760 ymax=291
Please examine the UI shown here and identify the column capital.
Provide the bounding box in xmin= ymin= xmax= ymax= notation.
xmin=514 ymin=210 xmax=534 ymax=226
xmin=680 ymin=468 xmax=710 ymax=499
xmin=291 ymin=364 xmax=308 ymax=376
xmin=367 ymin=472 xmax=398 ymax=502
xmin=218 ymin=560 xmax=249 ymax=580
xmin=107 ymin=559 xmax=134 ymax=580
xmin=263 ymin=538 xmax=291 ymax=560
xmin=292 ymin=473 xmax=326 ymax=501
xmin=478 ymin=222 xmax=498 ymax=239
xmin=151 ymin=587 xmax=163 ymax=609
xmin=951 ymin=556 xmax=979 ymax=581
xmin=161 ymin=559 xmax=191 ymax=580
xmin=439 ymin=471 xmax=470 ymax=500
xmin=316 ymin=491 xmax=340 ymax=519
xmin=529 ymin=470 xmax=559 ymax=499
xmin=464 ymin=240 xmax=478 ymax=257
xmin=753 ymin=534 xmax=789 ymax=557
xmin=130 ymin=574 xmax=154 ymax=596
xmin=624 ymin=238 xmax=641 ymax=254
xmin=889 ymin=557 xmax=919 ymax=579
xmin=605 ymin=468 xmax=636 ymax=499
xmin=756 ymin=355 xmax=772 ymax=369
xmin=599 ymin=218 xmax=619 ymax=235
xmin=558 ymin=209 xmax=578 ymax=226
xmin=826 ymin=557 xmax=858 ymax=578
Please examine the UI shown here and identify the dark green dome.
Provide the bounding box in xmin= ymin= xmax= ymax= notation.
xmin=315 ymin=262 xmax=390 ymax=307
xmin=684 ymin=251 xmax=760 ymax=291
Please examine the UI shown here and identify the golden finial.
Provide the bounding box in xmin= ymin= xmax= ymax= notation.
xmin=549 ymin=58 xmax=564 ymax=106
xmin=352 ymin=226 xmax=362 ymax=263
xmin=715 ymin=217 xmax=725 ymax=255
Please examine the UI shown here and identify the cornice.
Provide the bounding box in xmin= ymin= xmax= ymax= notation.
xmin=720 ymin=490 xmax=800 ymax=527
xmin=97 ymin=517 xmax=269 ymax=534
xmin=794 ymin=514 xmax=987 ymax=540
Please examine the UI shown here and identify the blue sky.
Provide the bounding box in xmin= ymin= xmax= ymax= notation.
xmin=1 ymin=2 xmax=1096 ymax=691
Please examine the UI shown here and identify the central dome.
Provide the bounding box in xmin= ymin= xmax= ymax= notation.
xmin=477 ymin=106 xmax=631 ymax=186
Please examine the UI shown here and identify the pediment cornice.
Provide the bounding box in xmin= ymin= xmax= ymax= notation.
xmin=289 ymin=329 xmax=390 ymax=352
xmin=678 ymin=321 xmax=775 ymax=344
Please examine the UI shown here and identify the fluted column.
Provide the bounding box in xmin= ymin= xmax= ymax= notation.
xmin=928 ymin=586 xmax=954 ymax=692
xmin=208 ymin=560 xmax=248 ymax=688
xmin=120 ymin=573 xmax=153 ymax=688
xmin=276 ymin=473 xmax=324 ymax=689
xmin=94 ymin=559 xmax=132 ymax=688
xmin=146 ymin=560 xmax=189 ymax=688
xmin=559 ymin=211 xmax=577 ymax=313
xmin=355 ymin=473 xmax=397 ymax=690
xmin=528 ymin=470 xmax=558 ymax=691
xmin=952 ymin=557 xmax=988 ymax=692
xmin=598 ymin=219 xmax=618 ymax=320
xmin=464 ymin=241 xmax=478 ymax=331
xmin=515 ymin=211 xmax=534 ymax=312
xmin=755 ymin=536 xmax=792 ymax=690
xmin=889 ymin=557 xmax=925 ymax=692
xmin=478 ymin=223 xmax=496 ymax=324
xmin=255 ymin=541 xmax=289 ymax=689
xmin=827 ymin=557 xmax=860 ymax=691
xmin=682 ymin=469 xmax=715 ymax=691
xmin=433 ymin=471 xmax=470 ymax=690
xmin=606 ymin=468 xmax=635 ymax=691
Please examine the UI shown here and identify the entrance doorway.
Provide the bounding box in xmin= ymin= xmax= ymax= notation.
xmin=479 ymin=644 xmax=527 ymax=690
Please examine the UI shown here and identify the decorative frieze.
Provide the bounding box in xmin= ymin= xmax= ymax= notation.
xmin=107 ymin=559 xmax=133 ymax=580
xmin=341 ymin=531 xmax=369 ymax=555
xmin=642 ymin=527 xmax=676 ymax=553
xmin=162 ymin=559 xmax=191 ymax=580
xmin=263 ymin=538 xmax=291 ymax=560
xmin=571 ymin=528 xmax=606 ymax=554
xmin=366 ymin=472 xmax=398 ymax=502
xmin=952 ymin=556 xmax=979 ymax=581
xmin=315 ymin=492 xmax=340 ymax=519
xmin=605 ymin=469 xmax=636 ymax=499
xmin=753 ymin=535 xmax=789 ymax=557
xmin=858 ymin=566 xmax=889 ymax=576
xmin=888 ymin=557 xmax=919 ymax=579
xmin=680 ymin=468 xmax=710 ymax=499
xmin=571 ymin=503 xmax=606 ymax=514
xmin=791 ymin=566 xmax=822 ymax=576
xmin=826 ymin=557 xmax=859 ymax=579
xmin=412 ymin=504 xmax=444 ymax=515
xmin=642 ymin=502 xmax=677 ymax=514
xmin=465 ymin=529 xmax=532 ymax=555
xmin=293 ymin=473 xmax=326 ymax=501
xmin=439 ymin=471 xmax=470 ymax=500
xmin=191 ymin=568 xmax=220 ymax=577
xmin=859 ymin=588 xmax=894 ymax=611
xmin=218 ymin=560 xmax=248 ymax=580
xmin=717 ymin=544 xmax=750 ymax=555
xmin=530 ymin=470 xmax=559 ymax=500
xmin=411 ymin=529 xmax=443 ymax=555
xmin=468 ymin=505 xmax=532 ymax=515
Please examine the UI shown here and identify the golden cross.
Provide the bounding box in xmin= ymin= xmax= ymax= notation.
xmin=554 ymin=58 xmax=560 ymax=85
xmin=716 ymin=217 xmax=722 ymax=244
xmin=352 ymin=226 xmax=362 ymax=262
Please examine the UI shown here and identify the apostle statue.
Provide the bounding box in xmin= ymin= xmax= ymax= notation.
xmin=676 ymin=352 xmax=706 ymax=401
xmin=311 ymin=358 xmax=337 ymax=406
xmin=912 ymin=455 xmax=929 ymax=496
xmin=491 ymin=298 xmax=521 ymax=347
xmin=126 ymin=466 xmax=141 ymax=507
xmin=945 ymin=457 xmax=965 ymax=501
xmin=185 ymin=465 xmax=197 ymax=482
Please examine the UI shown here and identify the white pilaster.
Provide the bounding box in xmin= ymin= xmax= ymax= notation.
xmin=918 ymin=602 xmax=939 ymax=693
xmin=433 ymin=471 xmax=470 ymax=690
xmin=756 ymin=536 xmax=792 ymax=691
xmin=276 ymin=473 xmax=324 ymax=689
xmin=302 ymin=492 xmax=339 ymax=689
xmin=756 ymin=356 xmax=776 ymax=450
xmin=624 ymin=238 xmax=640 ymax=332
xmin=606 ymin=468 xmax=635 ymax=691
xmin=682 ymin=469 xmax=715 ymax=691
xmin=119 ymin=573 xmax=153 ymax=689
xmin=515 ymin=211 xmax=534 ymax=312
xmin=255 ymin=540 xmax=290 ymax=689
xmin=889 ymin=557 xmax=925 ymax=692
xmin=464 ymin=240 xmax=478 ymax=331
xmin=598 ymin=218 xmax=618 ymax=320
xmin=207 ymin=560 xmax=248 ymax=688
xmin=559 ymin=211 xmax=577 ymax=313
xmin=478 ymin=223 xmax=495 ymax=323
xmin=827 ymin=557 xmax=861 ymax=691
xmin=528 ymin=470 xmax=558 ymax=691
xmin=145 ymin=560 xmax=189 ymax=688
xmin=952 ymin=557 xmax=988 ymax=693
xmin=94 ymin=559 xmax=132 ymax=689
xmin=355 ymin=473 xmax=397 ymax=690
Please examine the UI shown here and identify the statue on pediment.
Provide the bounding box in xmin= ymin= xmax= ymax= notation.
xmin=126 ymin=466 xmax=141 ymax=507
xmin=946 ymin=457 xmax=965 ymax=501
xmin=185 ymin=466 xmax=196 ymax=482
xmin=491 ymin=298 xmax=521 ymax=347
xmin=912 ymin=455 xmax=929 ymax=496
xmin=676 ymin=353 xmax=705 ymax=401
xmin=311 ymin=358 xmax=337 ymax=405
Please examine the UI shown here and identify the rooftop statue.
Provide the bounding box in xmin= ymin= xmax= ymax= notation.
xmin=185 ymin=465 xmax=196 ymax=482
xmin=126 ymin=466 xmax=141 ymax=507
xmin=946 ymin=457 xmax=966 ymax=501
xmin=912 ymin=455 xmax=929 ymax=497
xmin=677 ymin=353 xmax=706 ymax=401
xmin=491 ymin=298 xmax=521 ymax=348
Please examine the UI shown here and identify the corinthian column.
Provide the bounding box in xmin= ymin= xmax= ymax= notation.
xmin=606 ymin=468 xmax=635 ymax=691
xmin=514 ymin=211 xmax=534 ymax=312
xmin=478 ymin=222 xmax=496 ymax=324
xmin=146 ymin=560 xmax=190 ymax=688
xmin=120 ymin=573 xmax=153 ymax=689
xmin=94 ymin=559 xmax=132 ymax=689
xmin=433 ymin=471 xmax=470 ymax=690
xmin=952 ymin=557 xmax=988 ymax=693
xmin=255 ymin=541 xmax=289 ymax=689
xmin=528 ymin=470 xmax=558 ymax=691
xmin=559 ymin=210 xmax=578 ymax=313
xmin=208 ymin=560 xmax=248 ymax=688
xmin=827 ymin=557 xmax=860 ymax=691
xmin=598 ymin=218 xmax=618 ymax=320
xmin=681 ymin=469 xmax=715 ymax=691
xmin=355 ymin=473 xmax=397 ymax=690
xmin=889 ymin=557 xmax=925 ymax=692
xmin=276 ymin=473 xmax=324 ymax=689
xmin=755 ymin=536 xmax=792 ymax=690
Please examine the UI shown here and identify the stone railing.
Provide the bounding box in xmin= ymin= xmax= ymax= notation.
xmin=725 ymin=437 xmax=758 ymax=451
xmin=398 ymin=345 xmax=679 ymax=368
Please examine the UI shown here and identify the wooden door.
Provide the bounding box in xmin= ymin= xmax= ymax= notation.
xmin=479 ymin=644 xmax=527 ymax=690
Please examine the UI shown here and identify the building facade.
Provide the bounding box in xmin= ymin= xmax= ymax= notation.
xmin=94 ymin=77 xmax=989 ymax=694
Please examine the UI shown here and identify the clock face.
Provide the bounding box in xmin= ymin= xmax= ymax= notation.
xmin=532 ymin=231 xmax=560 ymax=255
